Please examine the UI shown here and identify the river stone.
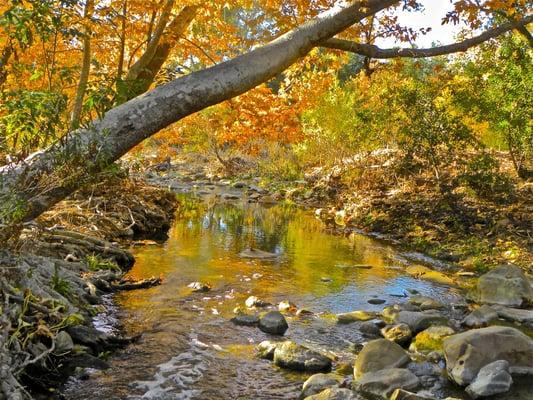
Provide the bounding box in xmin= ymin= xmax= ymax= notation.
xmin=245 ymin=295 xmax=269 ymax=308
xmin=359 ymin=321 xmax=382 ymax=336
xmin=354 ymin=339 xmax=410 ymax=378
xmin=187 ymin=281 xmax=211 ymax=292
xmin=279 ymin=300 xmax=297 ymax=313
xmin=256 ymin=340 xmax=279 ymax=360
xmin=381 ymin=306 xmax=401 ymax=323
xmin=465 ymin=360 xmax=513 ymax=399
xmin=301 ymin=373 xmax=340 ymax=398
xmin=390 ymin=389 xmax=435 ymax=400
xmin=368 ymin=298 xmax=386 ymax=305
xmin=443 ymin=326 xmax=533 ymax=386
xmin=259 ymin=311 xmax=288 ymax=335
xmin=354 ymin=368 xmax=420 ymax=399
xmin=337 ymin=310 xmax=377 ymax=324
xmin=394 ymin=311 xmax=448 ymax=333
xmin=54 ymin=331 xmax=74 ymax=354
xmin=273 ymin=341 xmax=332 ymax=372
xmin=461 ymin=305 xmax=498 ymax=328
xmin=491 ymin=305 xmax=533 ymax=325
xmin=231 ymin=314 xmax=259 ymax=326
xmin=409 ymin=326 xmax=455 ymax=354
xmin=381 ymin=324 xmax=412 ymax=346
xmin=304 ymin=388 xmax=360 ymax=400
xmin=474 ymin=264 xmax=533 ymax=307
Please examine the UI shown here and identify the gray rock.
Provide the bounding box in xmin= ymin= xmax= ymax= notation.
xmin=443 ymin=326 xmax=533 ymax=386
xmin=491 ymin=305 xmax=533 ymax=325
xmin=475 ymin=264 xmax=533 ymax=307
xmin=465 ymin=360 xmax=513 ymax=399
xmin=259 ymin=311 xmax=288 ymax=335
xmin=394 ymin=311 xmax=448 ymax=333
xmin=304 ymin=388 xmax=360 ymax=400
xmin=273 ymin=341 xmax=332 ymax=372
xmin=359 ymin=321 xmax=382 ymax=337
xmin=256 ymin=340 xmax=279 ymax=360
xmin=54 ymin=331 xmax=74 ymax=354
xmin=461 ymin=305 xmax=498 ymax=328
xmin=354 ymin=368 xmax=420 ymax=399
xmin=354 ymin=339 xmax=410 ymax=378
xmin=301 ymin=373 xmax=340 ymax=398
xmin=368 ymin=298 xmax=386 ymax=305
xmin=381 ymin=324 xmax=412 ymax=346
xmin=231 ymin=314 xmax=259 ymax=326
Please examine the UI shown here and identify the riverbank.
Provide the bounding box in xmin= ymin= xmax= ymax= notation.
xmin=0 ymin=175 xmax=177 ymax=399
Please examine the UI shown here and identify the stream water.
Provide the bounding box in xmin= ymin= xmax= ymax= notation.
xmin=63 ymin=193 xmax=463 ymax=400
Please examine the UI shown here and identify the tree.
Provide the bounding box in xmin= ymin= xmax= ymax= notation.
xmin=0 ymin=0 xmax=531 ymax=238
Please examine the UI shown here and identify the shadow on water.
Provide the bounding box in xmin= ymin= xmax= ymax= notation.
xmin=63 ymin=196 xmax=463 ymax=399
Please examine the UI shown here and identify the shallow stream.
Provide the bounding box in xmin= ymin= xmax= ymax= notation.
xmin=64 ymin=193 xmax=463 ymax=399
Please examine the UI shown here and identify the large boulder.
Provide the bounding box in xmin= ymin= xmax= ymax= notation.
xmin=394 ymin=311 xmax=449 ymax=333
xmin=273 ymin=341 xmax=332 ymax=372
xmin=461 ymin=305 xmax=498 ymax=328
xmin=258 ymin=311 xmax=288 ymax=335
xmin=354 ymin=339 xmax=410 ymax=378
xmin=304 ymin=388 xmax=361 ymax=400
xmin=465 ymin=360 xmax=513 ymax=399
xmin=443 ymin=326 xmax=533 ymax=385
xmin=301 ymin=373 xmax=340 ymax=398
xmin=474 ymin=264 xmax=533 ymax=307
xmin=353 ymin=368 xmax=420 ymax=399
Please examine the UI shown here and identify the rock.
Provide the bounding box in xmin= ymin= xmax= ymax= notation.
xmin=353 ymin=368 xmax=420 ymax=399
xmin=359 ymin=321 xmax=382 ymax=337
xmin=221 ymin=193 xmax=240 ymax=200
xmin=239 ymin=247 xmax=278 ymax=259
xmin=245 ymin=295 xmax=270 ymax=308
xmin=354 ymin=339 xmax=410 ymax=378
xmin=381 ymin=324 xmax=412 ymax=346
xmin=256 ymin=340 xmax=279 ymax=360
xmin=231 ymin=314 xmax=259 ymax=326
xmin=279 ymin=300 xmax=297 ymax=313
xmin=409 ymin=326 xmax=455 ymax=354
xmin=66 ymin=325 xmax=106 ymax=352
xmin=337 ymin=311 xmax=377 ymax=324
xmin=258 ymin=311 xmax=288 ymax=335
xmin=390 ymin=389 xmax=435 ymax=400
xmin=443 ymin=326 xmax=533 ymax=386
xmin=232 ymin=181 xmax=247 ymax=188
xmin=304 ymin=388 xmax=360 ymax=400
xmin=321 ymin=277 xmax=332 ymax=282
xmin=405 ymin=265 xmax=455 ymax=286
xmin=394 ymin=311 xmax=448 ymax=333
xmin=461 ymin=305 xmax=498 ymax=328
xmin=54 ymin=331 xmax=74 ymax=354
xmin=408 ymin=296 xmax=444 ymax=311
xmin=368 ymin=298 xmax=386 ymax=305
xmin=273 ymin=341 xmax=332 ymax=372
xmin=381 ymin=306 xmax=400 ymax=323
xmin=187 ymin=281 xmax=211 ymax=292
xmin=465 ymin=360 xmax=513 ymax=399
xmin=491 ymin=305 xmax=533 ymax=325
xmin=296 ymin=309 xmax=314 ymax=317
xmin=301 ymin=373 xmax=340 ymax=398
xmin=475 ymin=264 xmax=533 ymax=307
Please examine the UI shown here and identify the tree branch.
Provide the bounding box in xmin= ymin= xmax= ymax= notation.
xmin=321 ymin=15 xmax=533 ymax=58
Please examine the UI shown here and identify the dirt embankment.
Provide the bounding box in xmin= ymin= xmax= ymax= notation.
xmin=0 ymin=176 xmax=177 ymax=400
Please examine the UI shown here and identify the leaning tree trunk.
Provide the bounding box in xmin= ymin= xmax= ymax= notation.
xmin=0 ymin=0 xmax=398 ymax=236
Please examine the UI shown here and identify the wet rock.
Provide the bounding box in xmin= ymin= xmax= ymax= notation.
xmin=301 ymin=373 xmax=340 ymax=398
xmin=64 ymin=352 xmax=110 ymax=371
xmin=409 ymin=326 xmax=455 ymax=354
xmin=231 ymin=314 xmax=259 ymax=327
xmin=259 ymin=311 xmax=288 ymax=335
xmin=381 ymin=306 xmax=400 ymax=323
xmin=239 ymin=247 xmax=278 ymax=259
xmin=256 ymin=340 xmax=279 ymax=360
xmin=405 ymin=265 xmax=455 ymax=286
xmin=279 ymin=300 xmax=297 ymax=313
xmin=368 ymin=298 xmax=386 ymax=305
xmin=273 ymin=341 xmax=332 ymax=372
xmin=66 ymin=325 xmax=106 ymax=352
xmin=461 ymin=305 xmax=498 ymax=328
xmin=359 ymin=321 xmax=382 ymax=337
xmin=491 ymin=305 xmax=533 ymax=325
xmin=465 ymin=360 xmax=513 ymax=399
xmin=474 ymin=264 xmax=533 ymax=307
xmin=353 ymin=368 xmax=420 ymax=399
xmin=296 ymin=309 xmax=314 ymax=317
xmin=390 ymin=389 xmax=435 ymax=400
xmin=54 ymin=331 xmax=74 ymax=354
xmin=245 ymin=296 xmax=270 ymax=308
xmin=394 ymin=311 xmax=448 ymax=333
xmin=354 ymin=339 xmax=410 ymax=378
xmin=337 ymin=311 xmax=377 ymax=324
xmin=187 ymin=281 xmax=211 ymax=292
xmin=381 ymin=324 xmax=412 ymax=346
xmin=443 ymin=326 xmax=533 ymax=386
xmin=304 ymin=388 xmax=360 ymax=400
xmin=232 ymin=181 xmax=247 ymax=188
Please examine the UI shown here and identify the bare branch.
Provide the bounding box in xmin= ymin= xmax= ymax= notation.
xmin=321 ymin=15 xmax=533 ymax=58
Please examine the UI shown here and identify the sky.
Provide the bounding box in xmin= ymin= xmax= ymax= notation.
xmin=375 ymin=1 xmax=467 ymax=48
